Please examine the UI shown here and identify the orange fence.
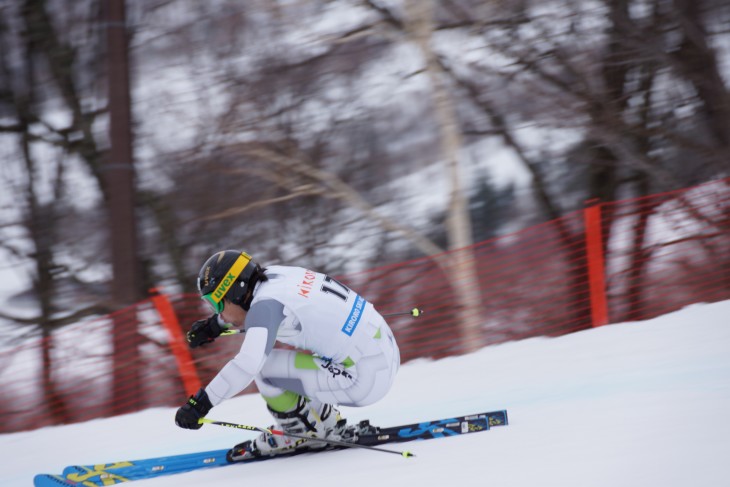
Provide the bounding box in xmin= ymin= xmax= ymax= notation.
xmin=1 ymin=178 xmax=728 ymax=433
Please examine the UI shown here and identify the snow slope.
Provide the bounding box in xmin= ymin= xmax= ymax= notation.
xmin=3 ymin=300 xmax=729 ymax=487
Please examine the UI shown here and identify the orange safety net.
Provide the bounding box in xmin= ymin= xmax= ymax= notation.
xmin=1 ymin=178 xmax=727 ymax=433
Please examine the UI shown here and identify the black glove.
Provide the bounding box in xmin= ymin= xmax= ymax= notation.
xmin=175 ymin=388 xmax=213 ymax=430
xmin=186 ymin=315 xmax=224 ymax=348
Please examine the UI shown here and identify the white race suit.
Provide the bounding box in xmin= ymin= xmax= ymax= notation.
xmin=204 ymin=265 xmax=400 ymax=409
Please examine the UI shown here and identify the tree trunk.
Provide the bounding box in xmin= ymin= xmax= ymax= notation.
xmin=626 ymin=176 xmax=659 ymax=320
xmin=107 ymin=0 xmax=142 ymax=414
xmin=406 ymin=0 xmax=484 ymax=352
xmin=41 ymin=328 xmax=71 ymax=424
xmin=672 ymin=0 xmax=730 ymax=149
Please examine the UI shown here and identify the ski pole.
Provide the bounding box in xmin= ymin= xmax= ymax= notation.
xmin=198 ymin=418 xmax=415 ymax=458
xmin=383 ymin=308 xmax=423 ymax=318
xmin=219 ymin=328 xmax=243 ymax=336
xmin=217 ymin=308 xmax=423 ymax=338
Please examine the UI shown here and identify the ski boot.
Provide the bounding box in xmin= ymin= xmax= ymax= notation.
xmin=227 ymin=396 xmax=347 ymax=462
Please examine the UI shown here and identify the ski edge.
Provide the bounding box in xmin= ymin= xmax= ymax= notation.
xmin=33 ymin=474 xmax=79 ymax=487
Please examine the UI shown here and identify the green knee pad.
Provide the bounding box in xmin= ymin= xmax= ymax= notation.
xmin=262 ymin=390 xmax=301 ymax=413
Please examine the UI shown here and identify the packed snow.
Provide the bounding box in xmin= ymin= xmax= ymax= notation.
xmin=3 ymin=300 xmax=729 ymax=486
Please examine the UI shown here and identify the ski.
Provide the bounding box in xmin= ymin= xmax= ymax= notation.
xmin=227 ymin=409 xmax=507 ymax=462
xmin=358 ymin=409 xmax=508 ymax=445
xmin=33 ymin=409 xmax=507 ymax=487
xmin=33 ymin=450 xmax=231 ymax=487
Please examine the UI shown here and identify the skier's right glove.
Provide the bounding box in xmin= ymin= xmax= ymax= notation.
xmin=186 ymin=315 xmax=224 ymax=348
xmin=175 ymin=388 xmax=213 ymax=430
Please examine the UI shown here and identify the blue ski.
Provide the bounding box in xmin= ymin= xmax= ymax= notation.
xmin=33 ymin=409 xmax=507 ymax=486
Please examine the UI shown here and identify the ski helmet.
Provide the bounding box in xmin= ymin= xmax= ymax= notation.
xmin=197 ymin=250 xmax=261 ymax=313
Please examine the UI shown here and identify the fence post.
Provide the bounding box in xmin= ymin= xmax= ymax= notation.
xmin=150 ymin=289 xmax=202 ymax=395
xmin=584 ymin=200 xmax=609 ymax=327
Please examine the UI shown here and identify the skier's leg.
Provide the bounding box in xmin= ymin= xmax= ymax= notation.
xmin=248 ymin=317 xmax=400 ymax=456
xmin=252 ymin=389 xmax=346 ymax=455
xmin=250 ymin=350 xmax=350 ymax=455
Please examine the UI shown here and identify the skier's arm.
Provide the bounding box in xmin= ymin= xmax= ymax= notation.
xmin=204 ymin=300 xmax=284 ymax=406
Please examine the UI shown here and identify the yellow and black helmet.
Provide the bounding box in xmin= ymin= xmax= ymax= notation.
xmin=197 ymin=250 xmax=264 ymax=313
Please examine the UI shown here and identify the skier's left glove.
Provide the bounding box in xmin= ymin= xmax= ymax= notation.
xmin=186 ymin=315 xmax=225 ymax=349
xmin=175 ymin=388 xmax=213 ymax=430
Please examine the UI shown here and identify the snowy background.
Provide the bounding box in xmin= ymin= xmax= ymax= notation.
xmin=3 ymin=299 xmax=729 ymax=486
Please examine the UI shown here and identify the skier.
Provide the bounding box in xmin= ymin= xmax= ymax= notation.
xmin=174 ymin=250 xmax=401 ymax=459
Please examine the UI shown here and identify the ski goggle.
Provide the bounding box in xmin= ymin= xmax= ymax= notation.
xmin=200 ymin=252 xmax=251 ymax=315
xmin=202 ymin=292 xmax=225 ymax=314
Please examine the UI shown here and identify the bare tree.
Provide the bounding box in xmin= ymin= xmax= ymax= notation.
xmin=5 ymin=0 xmax=727 ymax=347
xmin=441 ymin=0 xmax=728 ymax=321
